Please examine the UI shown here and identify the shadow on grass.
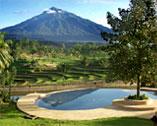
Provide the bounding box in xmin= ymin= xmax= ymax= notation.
xmin=0 ymin=103 xmax=23 ymax=119
xmin=88 ymin=117 xmax=153 ymax=126
xmin=39 ymin=117 xmax=153 ymax=126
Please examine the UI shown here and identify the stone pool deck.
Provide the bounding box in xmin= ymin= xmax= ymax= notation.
xmin=141 ymin=87 xmax=157 ymax=92
xmin=17 ymin=89 xmax=157 ymax=120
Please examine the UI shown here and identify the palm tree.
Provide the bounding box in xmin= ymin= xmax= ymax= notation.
xmin=0 ymin=33 xmax=13 ymax=103
xmin=0 ymin=33 xmax=12 ymax=72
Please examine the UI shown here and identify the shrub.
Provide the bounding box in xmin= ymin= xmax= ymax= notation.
xmin=0 ymin=90 xmax=10 ymax=103
xmin=127 ymin=94 xmax=148 ymax=100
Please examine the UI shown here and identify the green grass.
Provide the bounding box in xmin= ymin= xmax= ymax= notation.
xmin=13 ymin=51 xmax=110 ymax=86
xmin=0 ymin=104 xmax=153 ymax=126
xmin=15 ymin=59 xmax=108 ymax=85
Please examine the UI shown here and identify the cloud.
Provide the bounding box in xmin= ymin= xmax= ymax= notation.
xmin=13 ymin=10 xmax=29 ymax=15
xmin=13 ymin=9 xmax=41 ymax=15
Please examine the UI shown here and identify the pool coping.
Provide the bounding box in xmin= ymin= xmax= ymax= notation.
xmin=17 ymin=88 xmax=157 ymax=120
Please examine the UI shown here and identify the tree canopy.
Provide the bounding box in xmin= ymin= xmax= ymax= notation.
xmin=101 ymin=0 xmax=157 ymax=97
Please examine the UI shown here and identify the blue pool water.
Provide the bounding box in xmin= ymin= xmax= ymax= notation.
xmin=36 ymin=88 xmax=157 ymax=110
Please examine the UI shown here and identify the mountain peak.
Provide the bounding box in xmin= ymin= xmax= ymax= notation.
xmin=50 ymin=7 xmax=62 ymax=11
xmin=1 ymin=7 xmax=111 ymax=43
xmin=44 ymin=7 xmax=63 ymax=14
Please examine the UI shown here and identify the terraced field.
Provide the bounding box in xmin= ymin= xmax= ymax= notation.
xmin=15 ymin=57 xmax=108 ymax=85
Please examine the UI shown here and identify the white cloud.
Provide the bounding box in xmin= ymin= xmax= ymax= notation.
xmin=13 ymin=10 xmax=29 ymax=14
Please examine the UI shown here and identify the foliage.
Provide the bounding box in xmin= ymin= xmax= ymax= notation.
xmin=127 ymin=94 xmax=148 ymax=100
xmin=13 ymin=38 xmax=62 ymax=59
xmin=0 ymin=64 xmax=16 ymax=103
xmin=10 ymin=40 xmax=108 ymax=85
xmin=57 ymin=63 xmax=68 ymax=73
xmin=80 ymin=56 xmax=89 ymax=67
xmin=0 ymin=33 xmax=12 ymax=72
xmin=101 ymin=0 xmax=157 ymax=97
xmin=0 ymin=90 xmax=9 ymax=103
xmin=0 ymin=33 xmax=14 ymax=103
xmin=0 ymin=33 xmax=17 ymax=103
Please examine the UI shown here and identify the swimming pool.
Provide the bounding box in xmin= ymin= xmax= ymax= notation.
xmin=36 ymin=88 xmax=157 ymax=110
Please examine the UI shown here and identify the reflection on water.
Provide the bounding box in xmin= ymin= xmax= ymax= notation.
xmin=151 ymin=91 xmax=157 ymax=96
xmin=36 ymin=88 xmax=157 ymax=110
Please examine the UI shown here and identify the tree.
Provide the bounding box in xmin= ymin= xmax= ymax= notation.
xmin=57 ymin=63 xmax=71 ymax=80
xmin=0 ymin=33 xmax=12 ymax=72
xmin=101 ymin=0 xmax=157 ymax=98
xmin=80 ymin=56 xmax=89 ymax=76
xmin=0 ymin=33 xmax=14 ymax=103
xmin=0 ymin=65 xmax=16 ymax=103
xmin=5 ymin=65 xmax=16 ymax=100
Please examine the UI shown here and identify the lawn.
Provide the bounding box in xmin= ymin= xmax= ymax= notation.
xmin=0 ymin=103 xmax=153 ymax=126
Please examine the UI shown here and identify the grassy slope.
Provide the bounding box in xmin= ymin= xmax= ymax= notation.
xmin=15 ymin=55 xmax=108 ymax=85
xmin=0 ymin=104 xmax=153 ymax=126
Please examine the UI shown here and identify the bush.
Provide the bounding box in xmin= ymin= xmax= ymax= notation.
xmin=0 ymin=90 xmax=10 ymax=103
xmin=127 ymin=94 xmax=148 ymax=100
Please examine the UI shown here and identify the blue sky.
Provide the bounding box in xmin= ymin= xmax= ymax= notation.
xmin=0 ymin=0 xmax=130 ymax=29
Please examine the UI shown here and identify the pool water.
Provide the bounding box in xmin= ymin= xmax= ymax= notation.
xmin=36 ymin=88 xmax=157 ymax=110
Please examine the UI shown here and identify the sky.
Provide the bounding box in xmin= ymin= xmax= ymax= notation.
xmin=0 ymin=0 xmax=130 ymax=29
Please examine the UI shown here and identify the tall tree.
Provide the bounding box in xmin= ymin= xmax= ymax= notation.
xmin=101 ymin=0 xmax=157 ymax=98
xmin=0 ymin=33 xmax=13 ymax=103
xmin=0 ymin=33 xmax=12 ymax=72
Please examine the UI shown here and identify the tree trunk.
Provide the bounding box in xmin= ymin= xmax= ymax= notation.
xmin=154 ymin=123 xmax=157 ymax=126
xmin=137 ymin=75 xmax=141 ymax=98
xmin=9 ymin=83 xmax=11 ymax=101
